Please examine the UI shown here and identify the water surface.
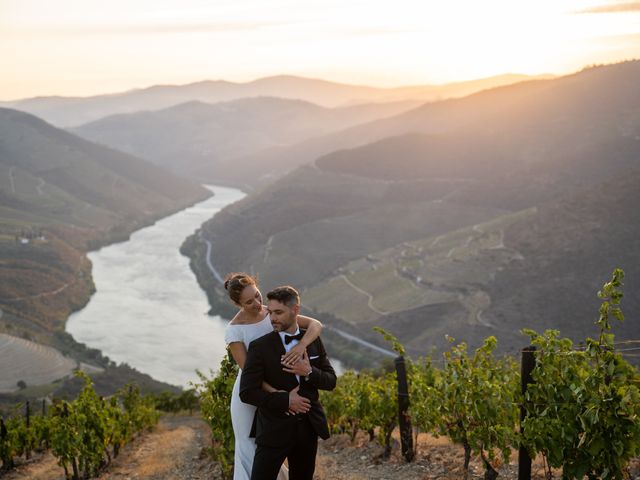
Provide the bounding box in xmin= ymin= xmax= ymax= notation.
xmin=67 ymin=185 xmax=245 ymax=387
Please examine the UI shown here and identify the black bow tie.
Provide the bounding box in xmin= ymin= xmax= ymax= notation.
xmin=284 ymin=331 xmax=304 ymax=344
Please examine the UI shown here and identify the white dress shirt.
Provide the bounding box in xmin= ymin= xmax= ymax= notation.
xmin=279 ymin=328 xmax=301 ymax=382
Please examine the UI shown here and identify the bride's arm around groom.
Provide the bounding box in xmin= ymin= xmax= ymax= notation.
xmin=240 ymin=285 xmax=337 ymax=480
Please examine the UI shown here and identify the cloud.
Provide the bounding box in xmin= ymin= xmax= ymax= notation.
xmin=8 ymin=21 xmax=286 ymax=36
xmin=348 ymin=26 xmax=422 ymax=36
xmin=600 ymin=32 xmax=640 ymax=44
xmin=97 ymin=21 xmax=285 ymax=34
xmin=576 ymin=2 xmax=640 ymax=13
xmin=317 ymin=25 xmax=424 ymax=39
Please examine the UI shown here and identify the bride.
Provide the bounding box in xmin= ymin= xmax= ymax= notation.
xmin=223 ymin=272 xmax=323 ymax=480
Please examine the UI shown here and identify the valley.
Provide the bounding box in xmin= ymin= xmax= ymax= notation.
xmin=2 ymin=60 xmax=639 ymax=394
xmin=188 ymin=61 xmax=640 ymax=360
xmin=0 ymin=107 xmax=211 ymax=401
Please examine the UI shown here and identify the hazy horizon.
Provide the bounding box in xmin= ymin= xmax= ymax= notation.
xmin=0 ymin=70 xmax=561 ymax=103
xmin=2 ymin=0 xmax=639 ymax=101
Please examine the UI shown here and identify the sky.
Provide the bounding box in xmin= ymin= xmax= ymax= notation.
xmin=1 ymin=0 xmax=640 ymax=100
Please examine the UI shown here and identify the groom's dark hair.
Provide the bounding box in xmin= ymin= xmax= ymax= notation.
xmin=266 ymin=285 xmax=300 ymax=307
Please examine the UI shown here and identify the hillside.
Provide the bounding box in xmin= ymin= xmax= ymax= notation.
xmin=1 ymin=74 xmax=549 ymax=127
xmin=303 ymin=171 xmax=640 ymax=357
xmin=485 ymin=169 xmax=640 ymax=347
xmin=317 ymin=62 xmax=640 ymax=185
xmin=71 ymin=97 xmax=420 ymax=182
xmin=0 ymin=333 xmax=102 ymax=393
xmin=0 ymin=107 xmax=209 ymax=394
xmin=217 ymin=61 xmax=638 ymax=190
xmin=185 ymin=61 xmax=640 ymax=358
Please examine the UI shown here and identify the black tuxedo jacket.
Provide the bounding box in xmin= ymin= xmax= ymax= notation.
xmin=239 ymin=330 xmax=337 ymax=447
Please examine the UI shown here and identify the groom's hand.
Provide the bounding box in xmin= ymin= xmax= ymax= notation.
xmin=288 ymin=386 xmax=311 ymax=414
xmin=282 ymin=351 xmax=312 ymax=377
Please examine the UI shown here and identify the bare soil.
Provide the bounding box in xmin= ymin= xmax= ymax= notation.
xmin=315 ymin=431 xmax=544 ymax=480
xmin=0 ymin=414 xmax=218 ymax=480
xmin=3 ymin=414 xmax=640 ymax=480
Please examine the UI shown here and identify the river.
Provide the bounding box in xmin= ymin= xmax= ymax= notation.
xmin=67 ymin=184 xmax=353 ymax=388
xmin=67 ymin=185 xmax=245 ymax=388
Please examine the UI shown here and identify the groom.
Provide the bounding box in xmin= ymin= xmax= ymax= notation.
xmin=240 ymin=285 xmax=337 ymax=480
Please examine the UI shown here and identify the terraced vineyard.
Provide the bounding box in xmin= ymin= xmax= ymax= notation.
xmin=0 ymin=333 xmax=102 ymax=392
xmin=303 ymin=207 xmax=537 ymax=354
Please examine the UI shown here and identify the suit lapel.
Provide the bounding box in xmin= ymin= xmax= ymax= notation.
xmin=268 ymin=330 xmax=286 ymax=357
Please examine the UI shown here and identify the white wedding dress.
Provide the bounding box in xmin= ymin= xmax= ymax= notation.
xmin=224 ymin=314 xmax=288 ymax=480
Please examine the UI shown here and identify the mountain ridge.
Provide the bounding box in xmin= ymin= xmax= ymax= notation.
xmin=183 ymin=61 xmax=640 ymax=362
xmin=216 ymin=61 xmax=637 ymax=189
xmin=1 ymin=73 xmax=553 ymax=127
xmin=70 ymin=96 xmax=422 ymax=181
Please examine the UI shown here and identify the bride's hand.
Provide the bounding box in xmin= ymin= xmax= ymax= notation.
xmin=281 ymin=343 xmax=305 ymax=366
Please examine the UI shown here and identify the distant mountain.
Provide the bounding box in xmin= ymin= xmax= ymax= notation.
xmin=184 ymin=61 xmax=640 ymax=360
xmin=0 ymin=107 xmax=210 ymax=344
xmin=70 ymin=97 xmax=421 ymax=182
xmin=0 ymin=108 xmax=209 ymax=224
xmin=1 ymin=74 xmax=551 ymax=127
xmin=217 ymin=62 xmax=636 ymax=189
xmin=318 ymin=62 xmax=640 ymax=181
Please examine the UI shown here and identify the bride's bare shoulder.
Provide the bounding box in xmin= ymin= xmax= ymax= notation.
xmin=230 ymin=306 xmax=269 ymax=325
xmin=229 ymin=311 xmax=246 ymax=325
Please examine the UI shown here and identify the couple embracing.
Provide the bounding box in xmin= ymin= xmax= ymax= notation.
xmin=223 ymin=273 xmax=337 ymax=480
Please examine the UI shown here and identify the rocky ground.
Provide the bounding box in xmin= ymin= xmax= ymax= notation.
xmin=2 ymin=414 xmax=639 ymax=480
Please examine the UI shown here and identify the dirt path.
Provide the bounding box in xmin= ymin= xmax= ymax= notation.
xmin=36 ymin=178 xmax=45 ymax=196
xmin=1 ymin=414 xmax=217 ymax=480
xmin=101 ymin=415 xmax=214 ymax=480
xmin=339 ymin=274 xmax=389 ymax=316
xmin=3 ymin=280 xmax=73 ymax=302
xmin=8 ymin=166 xmax=16 ymax=194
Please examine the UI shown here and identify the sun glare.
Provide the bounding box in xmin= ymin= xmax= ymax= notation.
xmin=1 ymin=0 xmax=639 ymax=98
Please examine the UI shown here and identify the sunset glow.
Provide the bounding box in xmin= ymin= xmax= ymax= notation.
xmin=1 ymin=0 xmax=639 ymax=99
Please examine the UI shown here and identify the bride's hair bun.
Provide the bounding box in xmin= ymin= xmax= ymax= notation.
xmin=223 ymin=272 xmax=258 ymax=304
